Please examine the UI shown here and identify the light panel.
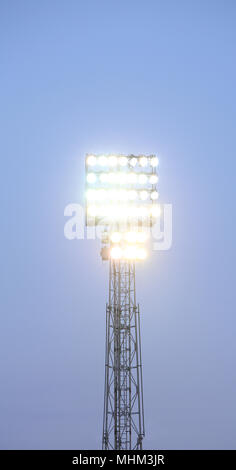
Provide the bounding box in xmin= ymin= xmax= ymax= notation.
xmin=85 ymin=154 xmax=160 ymax=260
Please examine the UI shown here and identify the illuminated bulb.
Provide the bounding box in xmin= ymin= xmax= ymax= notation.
xmin=137 ymin=206 xmax=148 ymax=217
xmin=127 ymin=172 xmax=137 ymax=184
xmin=108 ymin=189 xmax=120 ymax=201
xmin=125 ymin=232 xmax=137 ymax=243
xmin=118 ymin=189 xmax=129 ymax=201
xmin=140 ymin=156 xmax=148 ymax=167
xmin=87 ymin=155 xmax=97 ymax=166
xmin=150 ymin=156 xmax=159 ymax=167
xmin=107 ymin=173 xmax=116 ymax=184
xmin=140 ymin=190 xmax=148 ymax=201
xmin=130 ymin=157 xmax=137 ymax=167
xmin=137 ymin=248 xmax=147 ymax=260
xmin=103 ymin=205 xmax=113 ymax=217
xmin=119 ymin=156 xmax=128 ymax=166
xmin=98 ymin=155 xmax=108 ymax=166
xmin=124 ymin=246 xmax=137 ymax=259
xmin=139 ymin=174 xmax=148 ymax=184
xmin=97 ymin=189 xmax=107 ymax=200
xmin=115 ymin=206 xmax=125 ymax=218
xmin=110 ymin=232 xmax=122 ymax=243
xmin=136 ymin=232 xmax=149 ymax=243
xmin=116 ymin=173 xmax=127 ymax=185
xmin=150 ymin=204 xmax=161 ymax=217
xmin=150 ymin=174 xmax=158 ymax=184
xmin=108 ymin=155 xmax=118 ymax=167
xmin=86 ymin=189 xmax=96 ymax=200
xmin=128 ymin=190 xmax=138 ymax=200
xmin=110 ymin=246 xmax=123 ymax=259
xmin=86 ymin=173 xmax=97 ymax=184
xmin=100 ymin=173 xmax=108 ymax=183
xmin=151 ymin=191 xmax=159 ymax=200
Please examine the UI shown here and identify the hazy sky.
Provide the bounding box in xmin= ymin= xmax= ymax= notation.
xmin=0 ymin=0 xmax=236 ymax=449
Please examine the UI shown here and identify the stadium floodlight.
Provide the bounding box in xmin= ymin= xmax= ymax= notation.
xmin=150 ymin=156 xmax=159 ymax=167
xmin=151 ymin=190 xmax=159 ymax=200
xmin=140 ymin=156 xmax=148 ymax=167
xmin=150 ymin=174 xmax=158 ymax=184
xmin=139 ymin=173 xmax=148 ymax=184
xmin=85 ymin=153 xmax=160 ymax=451
xmin=119 ymin=156 xmax=128 ymax=166
xmin=130 ymin=156 xmax=137 ymax=167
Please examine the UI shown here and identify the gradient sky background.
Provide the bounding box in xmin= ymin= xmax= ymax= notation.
xmin=0 ymin=0 xmax=236 ymax=450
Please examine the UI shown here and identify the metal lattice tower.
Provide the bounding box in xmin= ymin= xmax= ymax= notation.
xmin=102 ymin=259 xmax=145 ymax=450
xmin=85 ymin=153 xmax=160 ymax=450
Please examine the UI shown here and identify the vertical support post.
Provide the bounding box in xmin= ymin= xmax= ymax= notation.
xmin=102 ymin=259 xmax=145 ymax=449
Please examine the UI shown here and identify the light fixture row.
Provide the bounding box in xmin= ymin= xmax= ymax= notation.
xmin=110 ymin=231 xmax=149 ymax=244
xmin=87 ymin=204 xmax=161 ymax=218
xmin=86 ymin=188 xmax=159 ymax=202
xmin=86 ymin=154 xmax=159 ymax=168
xmin=87 ymin=172 xmax=158 ymax=185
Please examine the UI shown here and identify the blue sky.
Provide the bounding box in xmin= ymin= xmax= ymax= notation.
xmin=0 ymin=0 xmax=236 ymax=449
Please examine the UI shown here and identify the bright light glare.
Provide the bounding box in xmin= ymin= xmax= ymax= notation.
xmin=139 ymin=174 xmax=148 ymax=184
xmin=130 ymin=157 xmax=137 ymax=167
xmin=119 ymin=156 xmax=128 ymax=166
xmin=118 ymin=189 xmax=129 ymax=201
xmin=97 ymin=189 xmax=107 ymax=200
xmin=125 ymin=232 xmax=137 ymax=243
xmin=124 ymin=246 xmax=137 ymax=259
xmin=135 ymin=206 xmax=149 ymax=217
xmin=87 ymin=155 xmax=97 ymax=166
xmin=110 ymin=246 xmax=122 ymax=259
xmin=87 ymin=173 xmax=97 ymax=184
xmin=150 ymin=204 xmax=161 ymax=217
xmin=87 ymin=205 xmax=97 ymax=217
xmin=151 ymin=191 xmax=159 ymax=200
xmin=140 ymin=156 xmax=148 ymax=167
xmin=110 ymin=232 xmax=122 ymax=243
xmin=86 ymin=189 xmax=96 ymax=200
xmin=87 ymin=204 xmax=156 ymax=219
xmin=108 ymin=155 xmax=118 ymax=166
xmin=110 ymin=245 xmax=147 ymax=260
xmin=116 ymin=173 xmax=127 ymax=185
xmin=150 ymin=156 xmax=159 ymax=167
xmin=107 ymin=189 xmax=119 ymax=200
xmin=128 ymin=190 xmax=137 ymax=200
xmin=136 ymin=248 xmax=147 ymax=259
xmin=98 ymin=156 xmax=108 ymax=166
xmin=125 ymin=231 xmax=149 ymax=243
xmin=124 ymin=246 xmax=147 ymax=260
xmin=107 ymin=173 xmax=116 ymax=184
xmin=149 ymin=174 xmax=158 ymax=184
xmin=140 ymin=190 xmax=148 ymax=201
xmin=127 ymin=173 xmax=137 ymax=184
xmin=100 ymin=173 xmax=108 ymax=183
xmin=136 ymin=232 xmax=149 ymax=243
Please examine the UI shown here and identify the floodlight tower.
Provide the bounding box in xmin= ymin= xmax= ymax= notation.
xmin=85 ymin=154 xmax=160 ymax=450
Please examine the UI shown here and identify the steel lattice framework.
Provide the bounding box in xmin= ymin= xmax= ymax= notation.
xmin=102 ymin=259 xmax=145 ymax=450
xmin=85 ymin=153 xmax=160 ymax=450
